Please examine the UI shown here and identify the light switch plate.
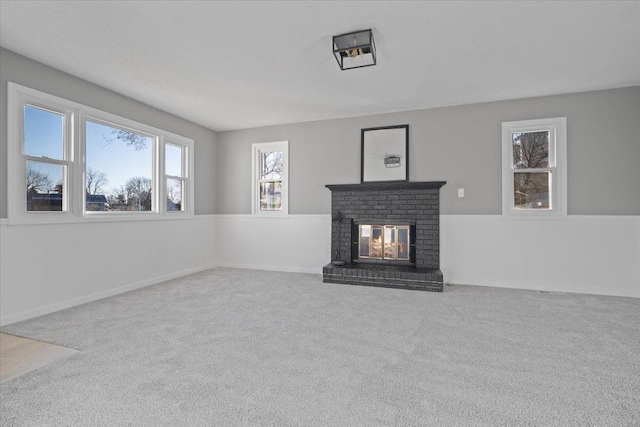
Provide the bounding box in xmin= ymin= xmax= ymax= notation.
xmin=458 ymin=188 xmax=464 ymax=198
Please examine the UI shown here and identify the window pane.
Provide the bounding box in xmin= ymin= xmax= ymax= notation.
xmin=165 ymin=144 xmax=183 ymax=177
xmin=26 ymin=160 xmax=64 ymax=211
xmin=259 ymin=181 xmax=282 ymax=211
xmin=512 ymin=131 xmax=549 ymax=169
xmin=260 ymin=151 xmax=283 ymax=180
xmin=24 ymin=105 xmax=64 ymax=160
xmin=514 ymin=172 xmax=550 ymax=210
xmin=86 ymin=121 xmax=154 ymax=212
xmin=167 ymin=178 xmax=184 ymax=212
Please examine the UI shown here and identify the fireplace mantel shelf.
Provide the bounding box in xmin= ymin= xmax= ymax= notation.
xmin=326 ymin=181 xmax=446 ymax=192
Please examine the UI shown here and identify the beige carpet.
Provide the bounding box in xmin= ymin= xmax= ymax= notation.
xmin=1 ymin=268 xmax=639 ymax=426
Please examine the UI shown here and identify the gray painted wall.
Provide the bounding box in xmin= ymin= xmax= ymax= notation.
xmin=2 ymin=47 xmax=638 ymax=217
xmin=0 ymin=47 xmax=218 ymax=217
xmin=216 ymin=87 xmax=640 ymax=215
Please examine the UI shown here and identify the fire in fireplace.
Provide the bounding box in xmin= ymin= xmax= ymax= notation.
xmin=354 ymin=222 xmax=415 ymax=264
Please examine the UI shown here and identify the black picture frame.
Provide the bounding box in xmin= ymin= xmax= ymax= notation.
xmin=361 ymin=124 xmax=409 ymax=183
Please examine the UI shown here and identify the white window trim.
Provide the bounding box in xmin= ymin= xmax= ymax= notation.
xmin=501 ymin=117 xmax=567 ymax=217
xmin=251 ymin=141 xmax=289 ymax=217
xmin=7 ymin=82 xmax=194 ymax=225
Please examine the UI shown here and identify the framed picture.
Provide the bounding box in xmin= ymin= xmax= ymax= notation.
xmin=361 ymin=124 xmax=409 ymax=183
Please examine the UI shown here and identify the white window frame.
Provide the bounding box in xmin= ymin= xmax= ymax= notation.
xmin=161 ymin=138 xmax=193 ymax=215
xmin=501 ymin=117 xmax=567 ymax=217
xmin=7 ymin=82 xmax=194 ymax=225
xmin=251 ymin=141 xmax=289 ymax=217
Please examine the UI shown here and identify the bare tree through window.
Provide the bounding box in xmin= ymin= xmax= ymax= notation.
xmin=260 ymin=151 xmax=283 ymax=180
xmin=513 ymin=131 xmax=549 ymax=169
xmin=512 ymin=131 xmax=550 ymax=209
xmin=26 ymin=165 xmax=53 ymax=193
xmin=102 ymin=128 xmax=149 ymax=151
xmin=86 ymin=167 xmax=108 ymax=195
xmin=26 ymin=162 xmax=62 ymax=211
xmin=87 ymin=122 xmax=153 ymax=212
xmin=258 ymin=150 xmax=284 ymax=210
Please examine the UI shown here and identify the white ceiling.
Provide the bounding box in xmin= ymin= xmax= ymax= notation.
xmin=1 ymin=1 xmax=638 ymax=132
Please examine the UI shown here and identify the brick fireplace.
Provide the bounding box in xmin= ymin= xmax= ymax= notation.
xmin=323 ymin=181 xmax=446 ymax=292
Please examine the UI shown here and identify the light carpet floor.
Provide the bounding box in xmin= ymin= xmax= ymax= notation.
xmin=1 ymin=268 xmax=639 ymax=426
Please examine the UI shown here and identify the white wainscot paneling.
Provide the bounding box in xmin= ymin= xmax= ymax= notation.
xmin=4 ymin=214 xmax=635 ymax=326
xmin=440 ymin=215 xmax=640 ymax=298
xmin=214 ymin=214 xmax=639 ymax=298
xmin=213 ymin=215 xmax=331 ymax=275
xmin=0 ymin=216 xmax=217 ymax=325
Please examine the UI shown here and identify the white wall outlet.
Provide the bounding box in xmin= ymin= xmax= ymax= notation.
xmin=458 ymin=188 xmax=465 ymax=198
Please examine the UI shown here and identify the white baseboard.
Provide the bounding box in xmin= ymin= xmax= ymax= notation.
xmin=215 ymin=263 xmax=321 ymax=275
xmin=0 ymin=264 xmax=216 ymax=326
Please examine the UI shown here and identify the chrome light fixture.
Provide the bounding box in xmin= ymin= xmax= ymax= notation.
xmin=333 ymin=29 xmax=376 ymax=70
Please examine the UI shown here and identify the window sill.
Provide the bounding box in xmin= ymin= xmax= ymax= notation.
xmin=251 ymin=212 xmax=290 ymax=219
xmin=502 ymin=210 xmax=568 ymax=220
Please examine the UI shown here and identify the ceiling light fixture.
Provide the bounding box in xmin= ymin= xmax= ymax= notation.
xmin=332 ymin=29 xmax=376 ymax=70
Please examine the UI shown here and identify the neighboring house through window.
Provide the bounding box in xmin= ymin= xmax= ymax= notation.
xmin=251 ymin=141 xmax=289 ymax=216
xmin=502 ymin=117 xmax=567 ymax=216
